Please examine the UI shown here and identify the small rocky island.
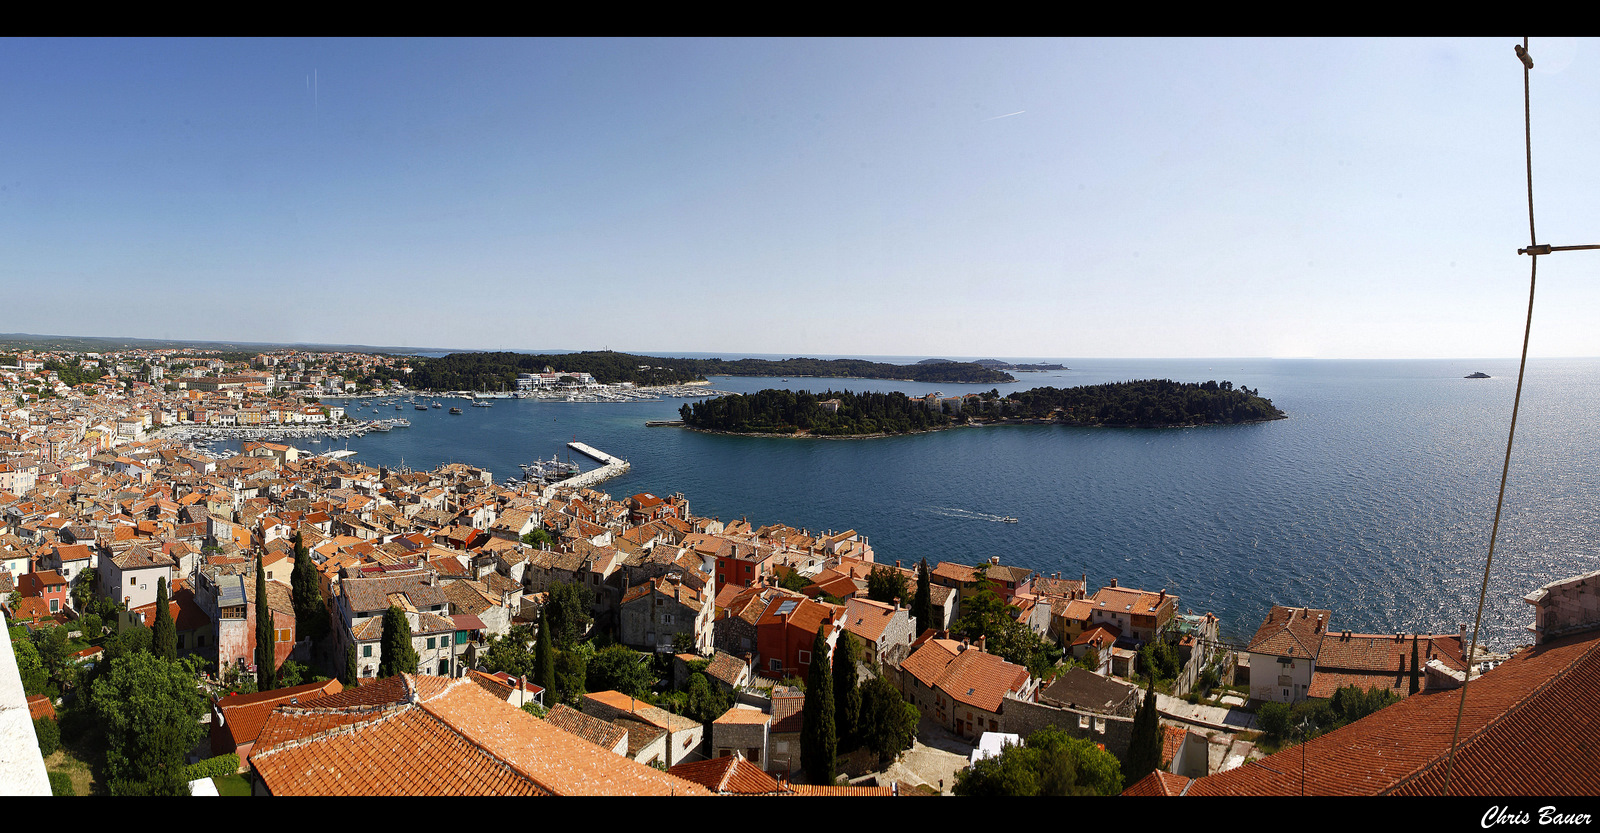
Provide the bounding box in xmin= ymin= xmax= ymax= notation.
xmin=678 ymin=379 xmax=1286 ymax=437
xmin=1466 ymin=371 xmax=1491 ymax=379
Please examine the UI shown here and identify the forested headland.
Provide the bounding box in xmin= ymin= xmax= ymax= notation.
xmin=678 ymin=379 xmax=1286 ymax=436
xmin=401 ymin=351 xmax=1014 ymax=390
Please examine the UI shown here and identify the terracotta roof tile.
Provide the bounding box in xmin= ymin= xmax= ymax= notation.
xmin=250 ymin=674 xmax=711 ymax=796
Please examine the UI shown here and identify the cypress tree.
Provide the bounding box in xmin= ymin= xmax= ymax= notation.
xmin=1124 ymin=675 xmax=1162 ymax=789
xmin=1409 ymin=634 xmax=1421 ymax=695
xmin=800 ymin=625 xmax=837 ymax=785
xmin=833 ymin=629 xmax=861 ymax=749
xmin=290 ymin=531 xmax=328 ymax=644
xmin=152 ymin=577 xmax=176 ymax=661
xmin=534 ymin=613 xmax=555 ymax=700
xmin=255 ymin=557 xmax=275 ymax=691
xmin=343 ymin=645 xmax=358 ymax=686
xmin=378 ymin=605 xmax=419 ymax=678
xmin=912 ymin=557 xmax=932 ymax=635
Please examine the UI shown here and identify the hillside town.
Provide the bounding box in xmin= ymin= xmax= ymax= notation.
xmin=2 ymin=347 xmax=1597 ymax=797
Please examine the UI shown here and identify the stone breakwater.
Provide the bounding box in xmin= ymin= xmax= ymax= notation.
xmin=554 ymin=442 xmax=630 ymax=490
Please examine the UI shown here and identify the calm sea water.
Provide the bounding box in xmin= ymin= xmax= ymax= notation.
xmin=288 ymin=358 xmax=1600 ymax=650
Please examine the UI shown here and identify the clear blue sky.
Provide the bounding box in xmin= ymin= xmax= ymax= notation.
xmin=4 ymin=37 xmax=1597 ymax=359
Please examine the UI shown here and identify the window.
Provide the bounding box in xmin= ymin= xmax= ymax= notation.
xmin=745 ymin=565 xmax=753 ymax=573
xmin=278 ymin=628 xmax=291 ymax=642
xmin=455 ymin=631 xmax=467 ymax=646
xmin=662 ymin=614 xmax=674 ymax=624
xmin=130 ymin=576 xmax=137 ymax=586
xmin=798 ymin=649 xmax=811 ymax=665
xmin=363 ymin=645 xmax=373 ymax=658
xmin=199 ymin=634 xmax=207 ymax=647
xmin=49 ymin=599 xmax=58 ymax=612
xmin=770 ymin=658 xmax=782 ymax=671
xmin=426 ymin=637 xmax=436 ymax=649
xmin=178 ymin=634 xmax=187 ymax=649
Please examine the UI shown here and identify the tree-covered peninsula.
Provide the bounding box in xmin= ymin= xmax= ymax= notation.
xmin=403 ymin=351 xmax=1014 ymax=390
xmin=678 ymin=379 xmax=1285 ymax=436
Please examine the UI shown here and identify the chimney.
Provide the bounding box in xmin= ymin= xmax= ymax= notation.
xmin=1109 ymin=578 xmax=1117 ymax=588
xmin=990 ymin=556 xmax=999 ymax=566
xmin=1460 ymin=623 xmax=1468 ymax=643
xmin=976 ymin=635 xmax=986 ymax=653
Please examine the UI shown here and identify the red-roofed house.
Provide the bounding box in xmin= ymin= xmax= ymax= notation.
xmin=210 ymin=678 xmax=345 ymax=767
xmin=17 ymin=570 xmax=68 ymax=616
xmin=1246 ymin=605 xmax=1332 ymax=703
xmin=897 ymin=638 xmax=1036 ymax=741
xmin=756 ymin=596 xmax=844 ymax=679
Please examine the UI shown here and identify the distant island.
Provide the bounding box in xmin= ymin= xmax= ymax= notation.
xmin=1465 ymin=371 xmax=1491 ymax=379
xmin=919 ymin=358 xmax=1068 ymax=372
xmin=406 ymin=351 xmax=1014 ymax=390
xmin=678 ymin=379 xmax=1286 ymax=437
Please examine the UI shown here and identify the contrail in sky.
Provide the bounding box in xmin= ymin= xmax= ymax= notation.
xmin=986 ymin=110 xmax=1025 ymax=120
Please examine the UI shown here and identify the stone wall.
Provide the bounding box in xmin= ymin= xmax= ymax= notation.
xmin=1001 ymin=695 xmax=1136 ymax=761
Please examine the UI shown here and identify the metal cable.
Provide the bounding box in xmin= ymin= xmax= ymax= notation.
xmin=1440 ymin=37 xmax=1538 ymax=797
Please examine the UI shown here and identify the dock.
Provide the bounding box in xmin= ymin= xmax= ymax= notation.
xmin=561 ymin=442 xmax=631 ymax=489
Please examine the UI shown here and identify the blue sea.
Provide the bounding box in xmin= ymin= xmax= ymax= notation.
xmin=289 ymin=357 xmax=1600 ymax=651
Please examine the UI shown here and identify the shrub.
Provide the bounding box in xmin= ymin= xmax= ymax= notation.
xmin=185 ymin=753 xmax=241 ymax=781
xmin=33 ymin=716 xmax=60 ymax=756
xmin=1257 ymin=701 xmax=1291 ymax=737
xmin=48 ymin=771 xmax=74 ymax=796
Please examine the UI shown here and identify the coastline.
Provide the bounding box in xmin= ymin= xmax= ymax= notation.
xmin=677 ymin=412 xmax=1287 ymax=439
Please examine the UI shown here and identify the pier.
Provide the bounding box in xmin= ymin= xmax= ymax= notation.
xmin=560 ymin=442 xmax=631 ymax=489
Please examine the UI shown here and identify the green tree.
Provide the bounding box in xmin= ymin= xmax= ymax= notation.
xmin=71 ymin=568 xmax=98 ymax=613
xmin=91 ymin=652 xmax=205 ymax=788
xmin=256 ymin=557 xmax=275 ymax=690
xmin=1257 ymin=700 xmax=1291 ymax=737
xmin=152 ymin=577 xmax=176 ymax=661
xmin=482 ymin=624 xmax=538 ymax=679
xmin=533 ymin=616 xmax=555 ymax=696
xmin=858 ymin=675 xmax=918 ymax=762
xmin=833 ymin=630 xmax=861 ymax=749
xmin=800 ymin=625 xmax=837 ymax=785
xmin=290 ymin=532 xmax=329 ymax=644
xmin=545 ymin=581 xmax=593 ymax=651
xmin=343 ymin=645 xmax=358 ymax=686
xmin=520 ymin=529 xmax=554 ymax=548
xmin=1123 ymin=678 xmax=1162 ymax=789
xmin=586 ymin=645 xmax=653 ymax=698
xmin=9 ymin=626 xmax=48 ymax=695
xmin=912 ymin=558 xmax=933 ymax=635
xmin=552 ymin=644 xmax=588 ymax=707
xmin=778 ymin=568 xmax=811 ymax=593
xmin=104 ymin=624 xmax=151 ymax=664
xmin=33 ymin=716 xmax=61 ymax=756
xmin=33 ymin=624 xmax=72 ymax=693
xmin=378 ymin=605 xmax=419 ymax=678
xmin=684 ymin=672 xmax=732 ymax=723
xmin=866 ymin=566 xmax=909 ymax=606
xmin=954 ymin=727 xmax=1122 ymax=796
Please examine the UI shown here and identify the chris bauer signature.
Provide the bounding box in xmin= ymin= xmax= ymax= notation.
xmin=1484 ymin=807 xmax=1593 ymax=828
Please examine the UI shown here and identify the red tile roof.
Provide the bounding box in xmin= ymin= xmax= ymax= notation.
xmin=215 ymin=679 xmax=345 ymax=752
xmin=250 ymin=674 xmax=713 ymax=796
xmin=1248 ymin=605 xmax=1331 ymax=660
xmin=1171 ymin=626 xmax=1600 ymax=796
xmin=669 ymin=753 xmax=789 ymax=794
